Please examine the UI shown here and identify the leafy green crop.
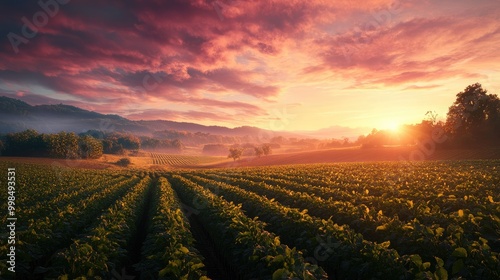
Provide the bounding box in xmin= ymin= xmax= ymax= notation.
xmin=135 ymin=177 xmax=208 ymax=280
xmin=1 ymin=160 xmax=498 ymax=279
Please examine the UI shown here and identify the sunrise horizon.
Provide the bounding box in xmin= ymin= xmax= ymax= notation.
xmin=1 ymin=0 xmax=499 ymax=132
xmin=1 ymin=3 xmax=500 ymax=279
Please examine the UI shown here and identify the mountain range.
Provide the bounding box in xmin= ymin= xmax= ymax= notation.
xmin=0 ymin=95 xmax=368 ymax=139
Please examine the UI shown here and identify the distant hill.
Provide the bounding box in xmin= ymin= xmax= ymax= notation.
xmin=0 ymin=96 xmax=302 ymax=139
xmin=0 ymin=95 xmax=370 ymax=140
xmin=0 ymin=96 xmax=143 ymax=134
xmin=297 ymin=125 xmax=370 ymax=140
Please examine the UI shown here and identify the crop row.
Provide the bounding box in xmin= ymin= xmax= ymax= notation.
xmin=209 ymin=165 xmax=500 ymax=251
xmin=195 ymin=173 xmax=499 ymax=279
xmin=0 ymin=163 xmax=124 ymax=218
xmin=212 ymin=162 xmax=499 ymax=218
xmin=1 ymin=160 xmax=498 ymax=279
xmin=189 ymin=163 xmax=499 ymax=279
xmin=2 ymin=176 xmax=141 ymax=277
xmin=169 ymin=175 xmax=328 ymax=279
xmin=150 ymin=153 xmax=217 ymax=166
xmin=182 ymin=174 xmax=409 ymax=279
xmin=48 ymin=176 xmax=152 ymax=279
xmin=135 ymin=177 xmax=208 ymax=279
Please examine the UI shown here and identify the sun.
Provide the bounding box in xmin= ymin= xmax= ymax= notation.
xmin=382 ymin=121 xmax=401 ymax=133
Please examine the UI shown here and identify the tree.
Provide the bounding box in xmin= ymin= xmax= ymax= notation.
xmin=228 ymin=147 xmax=243 ymax=161
xmin=117 ymin=134 xmax=141 ymax=150
xmin=4 ymin=129 xmax=46 ymax=156
xmin=47 ymin=132 xmax=79 ymax=158
xmin=254 ymin=146 xmax=264 ymax=157
xmin=360 ymin=129 xmax=386 ymax=148
xmin=445 ymin=83 xmax=500 ymax=146
xmin=141 ymin=137 xmax=161 ymax=150
xmin=80 ymin=130 xmax=105 ymax=140
xmin=172 ymin=139 xmax=183 ymax=151
xmin=79 ymin=135 xmax=103 ymax=159
xmin=262 ymin=144 xmax=272 ymax=156
xmin=102 ymin=136 xmax=125 ymax=154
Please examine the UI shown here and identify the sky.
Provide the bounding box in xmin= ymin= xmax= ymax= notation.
xmin=0 ymin=0 xmax=499 ymax=133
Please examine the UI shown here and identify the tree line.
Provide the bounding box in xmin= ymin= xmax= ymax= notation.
xmin=0 ymin=129 xmax=103 ymax=159
xmin=358 ymin=83 xmax=500 ymax=148
xmin=0 ymin=130 xmax=185 ymax=159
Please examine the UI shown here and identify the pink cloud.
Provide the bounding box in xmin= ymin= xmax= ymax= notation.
xmin=125 ymin=108 xmax=239 ymax=123
xmin=1 ymin=0 xmax=498 ymax=130
xmin=309 ymin=8 xmax=500 ymax=86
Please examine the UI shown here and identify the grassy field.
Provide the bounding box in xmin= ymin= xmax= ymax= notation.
xmin=0 ymin=159 xmax=498 ymax=279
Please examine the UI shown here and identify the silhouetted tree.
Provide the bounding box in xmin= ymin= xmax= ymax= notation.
xmin=262 ymin=144 xmax=272 ymax=156
xmin=254 ymin=146 xmax=264 ymax=157
xmin=172 ymin=139 xmax=183 ymax=150
xmin=360 ymin=129 xmax=386 ymax=148
xmin=445 ymin=83 xmax=500 ymax=146
xmin=228 ymin=147 xmax=243 ymax=161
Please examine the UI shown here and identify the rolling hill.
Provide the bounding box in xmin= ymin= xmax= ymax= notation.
xmin=0 ymin=96 xmax=305 ymax=139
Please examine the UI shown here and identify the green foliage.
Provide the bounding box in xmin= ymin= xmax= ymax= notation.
xmin=150 ymin=153 xmax=218 ymax=166
xmin=1 ymin=160 xmax=498 ymax=279
xmin=117 ymin=134 xmax=141 ymax=150
xmin=46 ymin=132 xmax=79 ymax=158
xmin=0 ymin=162 xmax=141 ymax=278
xmin=50 ymin=177 xmax=151 ymax=279
xmin=181 ymin=161 xmax=500 ymax=279
xmin=135 ymin=178 xmax=207 ymax=279
xmin=116 ymin=157 xmax=131 ymax=167
xmin=3 ymin=129 xmax=46 ymax=156
xmin=2 ymin=130 xmax=104 ymax=158
xmin=102 ymin=138 xmax=125 ymax=155
xmin=169 ymin=175 xmax=328 ymax=279
xmin=79 ymin=135 xmax=103 ymax=159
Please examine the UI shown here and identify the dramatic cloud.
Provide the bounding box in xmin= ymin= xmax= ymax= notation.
xmin=0 ymin=0 xmax=499 ymax=130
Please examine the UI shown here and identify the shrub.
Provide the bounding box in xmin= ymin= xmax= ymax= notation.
xmin=116 ymin=157 xmax=131 ymax=167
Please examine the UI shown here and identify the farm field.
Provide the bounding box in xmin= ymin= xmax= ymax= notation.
xmin=205 ymin=147 xmax=500 ymax=168
xmin=150 ymin=152 xmax=223 ymax=167
xmin=0 ymin=160 xmax=499 ymax=279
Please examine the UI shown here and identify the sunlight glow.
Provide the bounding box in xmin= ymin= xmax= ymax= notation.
xmin=382 ymin=121 xmax=401 ymax=133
